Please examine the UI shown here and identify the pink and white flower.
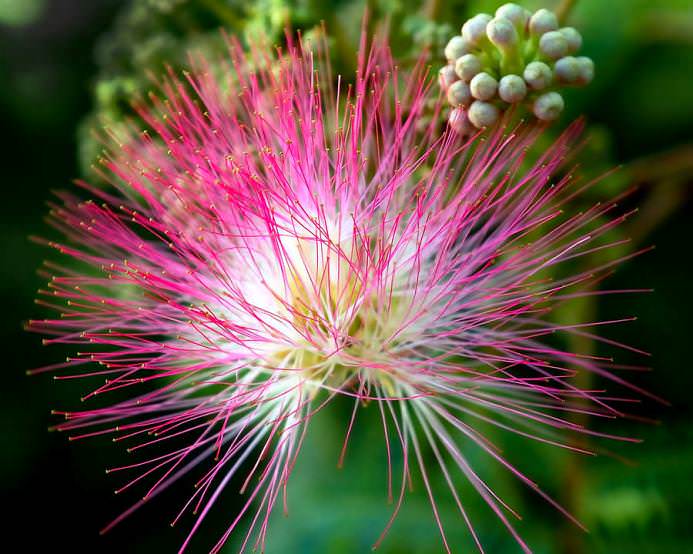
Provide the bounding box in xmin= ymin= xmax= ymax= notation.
xmin=30 ymin=33 xmax=648 ymax=553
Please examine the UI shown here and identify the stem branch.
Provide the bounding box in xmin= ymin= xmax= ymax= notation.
xmin=423 ymin=0 xmax=443 ymax=21
xmin=556 ymin=0 xmax=579 ymax=24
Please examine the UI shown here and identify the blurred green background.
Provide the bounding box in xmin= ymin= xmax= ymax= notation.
xmin=1 ymin=0 xmax=692 ymax=552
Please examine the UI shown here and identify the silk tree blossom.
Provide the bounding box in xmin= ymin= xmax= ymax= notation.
xmin=29 ymin=33 xmax=650 ymax=553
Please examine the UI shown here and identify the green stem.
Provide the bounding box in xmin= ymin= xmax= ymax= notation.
xmin=628 ymin=179 xmax=687 ymax=246
xmin=559 ymin=294 xmax=596 ymax=554
xmin=500 ymin=48 xmax=523 ymax=76
xmin=557 ymin=144 xmax=692 ymax=554
xmin=640 ymin=11 xmax=693 ymax=45
xmin=423 ymin=0 xmax=443 ymax=21
xmin=625 ymin=144 xmax=693 ymax=185
xmin=555 ymin=0 xmax=579 ymax=24
xmin=624 ymin=144 xmax=693 ymax=244
xmin=199 ymin=0 xmax=243 ymax=29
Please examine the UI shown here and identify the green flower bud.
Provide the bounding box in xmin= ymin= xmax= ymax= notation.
xmin=554 ymin=56 xmax=580 ymax=84
xmin=575 ymin=56 xmax=595 ymax=85
xmin=498 ymin=74 xmax=527 ymax=103
xmin=470 ymin=72 xmax=498 ymax=101
xmin=449 ymin=107 xmax=472 ymax=134
xmin=441 ymin=7 xmax=593 ymax=128
xmin=455 ymin=54 xmax=482 ymax=81
xmin=447 ymin=80 xmax=472 ymax=106
xmin=559 ymin=27 xmax=583 ymax=54
xmin=533 ymin=91 xmax=564 ymax=121
xmin=462 ymin=13 xmax=493 ymax=47
xmin=468 ymin=100 xmax=500 ymax=128
xmin=539 ymin=30 xmax=569 ymax=60
xmin=487 ymin=17 xmax=518 ymax=48
xmin=444 ymin=36 xmax=470 ymax=62
xmin=529 ymin=8 xmax=558 ymax=36
xmin=439 ymin=65 xmax=458 ymax=90
xmin=487 ymin=16 xmax=523 ymax=74
xmin=496 ymin=3 xmax=530 ymax=29
xmin=523 ymin=61 xmax=552 ymax=90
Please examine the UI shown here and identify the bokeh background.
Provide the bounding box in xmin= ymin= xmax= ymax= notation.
xmin=2 ymin=0 xmax=692 ymax=552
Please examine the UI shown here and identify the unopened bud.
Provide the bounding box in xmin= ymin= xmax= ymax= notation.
xmin=554 ymin=56 xmax=580 ymax=84
xmin=448 ymin=107 xmax=472 ymax=135
xmin=447 ymin=80 xmax=472 ymax=106
xmin=487 ymin=17 xmax=518 ymax=48
xmin=529 ymin=8 xmax=558 ymax=36
xmin=496 ymin=3 xmax=530 ymax=29
xmin=533 ymin=92 xmax=564 ymax=121
xmin=468 ymin=101 xmax=500 ymax=128
xmin=498 ymin=74 xmax=527 ymax=103
xmin=539 ymin=31 xmax=569 ymax=60
xmin=575 ymin=56 xmax=595 ymax=85
xmin=462 ymin=13 xmax=493 ymax=46
xmin=444 ymin=36 xmax=470 ymax=62
xmin=560 ymin=27 xmax=583 ymax=54
xmin=455 ymin=54 xmax=482 ymax=81
xmin=523 ymin=61 xmax=552 ymax=90
xmin=439 ymin=65 xmax=458 ymax=90
xmin=470 ymin=72 xmax=498 ymax=101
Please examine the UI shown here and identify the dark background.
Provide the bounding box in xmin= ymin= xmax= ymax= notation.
xmin=2 ymin=0 xmax=692 ymax=552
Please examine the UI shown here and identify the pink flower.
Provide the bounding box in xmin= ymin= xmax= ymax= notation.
xmin=30 ymin=33 xmax=648 ymax=553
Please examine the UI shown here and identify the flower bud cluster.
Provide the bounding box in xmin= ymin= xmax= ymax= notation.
xmin=439 ymin=4 xmax=594 ymax=132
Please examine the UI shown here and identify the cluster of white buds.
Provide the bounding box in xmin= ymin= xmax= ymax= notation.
xmin=439 ymin=4 xmax=595 ymax=133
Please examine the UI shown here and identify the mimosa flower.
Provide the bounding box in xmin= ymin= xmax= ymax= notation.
xmin=30 ymin=33 xmax=646 ymax=553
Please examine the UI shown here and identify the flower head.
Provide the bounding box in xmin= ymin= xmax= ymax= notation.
xmin=440 ymin=4 xmax=595 ymax=131
xmin=30 ymin=32 xmax=644 ymax=553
